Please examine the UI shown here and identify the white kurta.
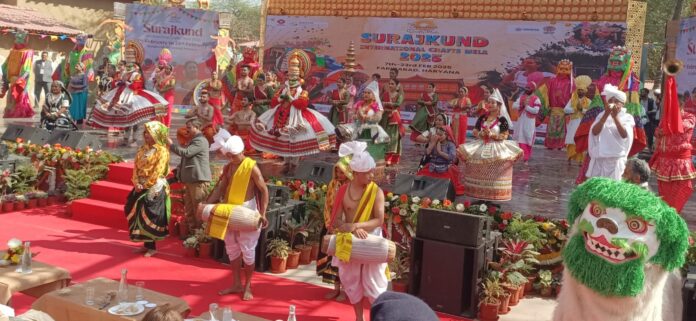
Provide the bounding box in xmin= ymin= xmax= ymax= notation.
xmin=512 ymin=95 xmax=540 ymax=146
xmin=335 ymin=228 xmax=389 ymax=305
xmin=586 ymin=109 xmax=635 ymax=180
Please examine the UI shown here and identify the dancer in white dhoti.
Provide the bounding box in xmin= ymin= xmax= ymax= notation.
xmin=327 ymin=141 xmax=388 ymax=321
xmin=586 ymin=84 xmax=635 ymax=180
xmin=203 ymin=134 xmax=269 ymax=301
xmin=512 ymin=79 xmax=541 ymax=164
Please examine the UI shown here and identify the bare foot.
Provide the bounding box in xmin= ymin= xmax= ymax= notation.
xmin=218 ymin=286 xmax=243 ymax=296
xmin=144 ymin=250 xmax=157 ymax=257
xmin=324 ymin=289 xmax=340 ymax=299
xmin=242 ymin=288 xmax=253 ymax=301
xmin=335 ymin=291 xmax=346 ymax=302
xmin=132 ymin=247 xmax=148 ymax=254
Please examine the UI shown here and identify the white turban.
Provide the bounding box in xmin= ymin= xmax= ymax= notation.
xmin=220 ymin=135 xmax=245 ymax=155
xmin=339 ymin=141 xmax=375 ymax=172
xmin=601 ymin=84 xmax=626 ymax=103
xmin=209 ymin=129 xmax=232 ymax=151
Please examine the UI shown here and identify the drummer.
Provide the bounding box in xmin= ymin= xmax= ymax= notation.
xmin=203 ymin=135 xmax=269 ymax=301
xmin=329 ymin=141 xmax=388 ymax=321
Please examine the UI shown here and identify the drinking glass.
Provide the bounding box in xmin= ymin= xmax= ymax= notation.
xmin=209 ymin=303 xmax=219 ymax=321
xmin=135 ymin=281 xmax=145 ymax=301
xmin=85 ymin=287 xmax=95 ymax=306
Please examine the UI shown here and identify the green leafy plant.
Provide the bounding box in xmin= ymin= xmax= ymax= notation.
xmin=683 ymin=231 xmax=696 ymax=276
xmin=63 ymin=169 xmax=95 ymax=201
xmin=535 ymin=270 xmax=553 ymax=289
xmin=182 ymin=236 xmax=198 ymax=249
xmin=281 ymin=216 xmax=309 ymax=248
xmin=11 ymin=164 xmax=38 ymax=194
xmin=389 ymin=243 xmax=411 ymax=282
xmin=266 ymin=238 xmax=290 ymax=259
xmin=480 ymin=273 xmax=504 ymax=305
xmin=504 ymin=218 xmax=546 ymax=249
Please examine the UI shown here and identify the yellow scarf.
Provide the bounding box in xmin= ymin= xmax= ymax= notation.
xmin=335 ymin=182 xmax=377 ymax=262
xmin=206 ymin=157 xmax=256 ymax=240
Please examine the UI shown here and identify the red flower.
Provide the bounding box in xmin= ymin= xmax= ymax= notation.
xmin=498 ymin=223 xmax=507 ymax=231
xmin=391 ymin=207 xmax=401 ymax=215
xmin=16 ymin=138 xmax=23 ymax=143
xmin=488 ymin=206 xmax=497 ymax=214
xmin=420 ymin=197 xmax=432 ymax=208
xmin=399 ymin=194 xmax=408 ymax=203
xmin=443 ymin=199 xmax=452 ymax=207
xmin=464 ymin=200 xmax=471 ymax=208
xmin=501 ymin=212 xmax=513 ymax=220
xmin=307 ymin=181 xmax=315 ymax=189
xmin=534 ymin=216 xmax=545 ymax=222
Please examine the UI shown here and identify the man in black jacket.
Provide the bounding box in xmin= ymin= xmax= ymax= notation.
xmin=168 ymin=119 xmax=211 ymax=230
xmin=640 ymin=88 xmax=658 ymax=151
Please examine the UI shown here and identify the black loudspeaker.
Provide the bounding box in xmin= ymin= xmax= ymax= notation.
xmin=48 ymin=131 xmax=102 ymax=150
xmin=683 ymin=266 xmax=696 ymax=321
xmin=293 ymin=160 xmax=334 ymax=185
xmin=410 ymin=237 xmax=484 ymax=318
xmin=1 ymin=125 xmax=51 ymax=145
xmin=392 ymin=174 xmax=455 ymax=201
xmin=416 ymin=208 xmax=491 ymax=247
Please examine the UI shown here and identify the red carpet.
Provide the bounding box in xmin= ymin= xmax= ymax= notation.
xmin=1 ymin=207 xmax=471 ymax=321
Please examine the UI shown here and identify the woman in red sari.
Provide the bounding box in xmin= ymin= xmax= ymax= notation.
xmin=449 ymin=85 xmax=472 ymax=144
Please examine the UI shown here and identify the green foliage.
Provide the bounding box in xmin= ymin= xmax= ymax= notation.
xmin=11 ymin=164 xmax=37 ymax=194
xmin=684 ymin=231 xmax=696 ymax=275
xmin=266 ymin=238 xmax=290 ymax=259
xmin=389 ymin=244 xmax=411 ymax=282
xmin=503 ymin=218 xmax=546 ymax=249
xmin=281 ymin=216 xmax=309 ymax=247
xmin=209 ymin=0 xmax=262 ymax=41
xmin=536 ymin=270 xmax=553 ymax=289
xmin=64 ymin=169 xmax=94 ymax=201
xmin=644 ymin=0 xmax=691 ymax=81
xmin=481 ymin=273 xmax=504 ymax=305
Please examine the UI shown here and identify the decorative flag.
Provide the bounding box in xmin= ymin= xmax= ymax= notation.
xmin=59 ymin=35 xmax=67 ymax=40
xmin=50 ymin=36 xmax=58 ymax=41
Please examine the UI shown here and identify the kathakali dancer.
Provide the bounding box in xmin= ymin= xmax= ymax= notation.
xmin=449 ymin=85 xmax=472 ymax=145
xmin=541 ymin=59 xmax=573 ymax=149
xmin=317 ymin=154 xmax=353 ymax=302
xmin=458 ymin=89 xmax=522 ymax=201
xmin=153 ymin=49 xmax=175 ymax=127
xmin=327 ymin=141 xmax=388 ymax=321
xmin=1 ymin=29 xmax=34 ymax=118
xmin=564 ymin=75 xmax=592 ymax=163
xmin=512 ymin=78 xmax=542 ymax=164
xmin=649 ymin=73 xmax=696 ymax=213
xmin=250 ymin=53 xmax=336 ymax=164
xmin=553 ymin=177 xmax=689 ymax=321
xmin=410 ymin=83 xmax=439 ymax=140
xmin=380 ymin=79 xmax=405 ymax=165
xmin=125 ymin=121 xmax=171 ymax=257
xmin=90 ymin=45 xmax=168 ymax=145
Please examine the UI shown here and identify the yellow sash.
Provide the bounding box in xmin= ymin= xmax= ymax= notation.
xmin=206 ymin=157 xmax=256 ymax=240
xmin=335 ymin=182 xmax=377 ymax=262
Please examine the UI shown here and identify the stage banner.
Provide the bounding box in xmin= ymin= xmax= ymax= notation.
xmin=676 ymin=16 xmax=696 ymax=94
xmin=264 ymin=16 xmax=626 ymax=137
xmin=125 ymin=3 xmax=219 ymax=106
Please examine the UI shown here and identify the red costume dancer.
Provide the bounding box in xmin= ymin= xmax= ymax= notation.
xmin=649 ymin=73 xmax=695 ymax=213
xmin=542 ymin=60 xmax=573 ymax=149
xmin=449 ymin=86 xmax=472 ymax=144
xmin=203 ymin=70 xmax=225 ymax=127
xmin=154 ymin=49 xmax=174 ymax=127
xmin=1 ymin=30 xmax=34 ymax=118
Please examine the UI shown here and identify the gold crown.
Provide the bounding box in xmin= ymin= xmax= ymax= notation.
xmin=288 ymin=53 xmax=300 ymax=76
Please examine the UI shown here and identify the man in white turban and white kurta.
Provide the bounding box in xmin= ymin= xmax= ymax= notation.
xmin=586 ymin=84 xmax=635 ymax=180
xmin=203 ymin=131 xmax=269 ymax=301
xmin=326 ymin=141 xmax=388 ymax=321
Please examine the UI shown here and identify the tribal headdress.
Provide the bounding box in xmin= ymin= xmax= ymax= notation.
xmin=563 ymin=178 xmax=689 ymax=297
xmin=287 ymin=53 xmax=302 ymax=88
xmin=14 ymin=29 xmax=28 ymax=46
xmin=158 ymin=48 xmax=173 ymax=66
xmin=556 ymin=59 xmax=573 ymax=76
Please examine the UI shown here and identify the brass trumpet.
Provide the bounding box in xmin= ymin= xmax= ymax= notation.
xmin=663 ymin=59 xmax=683 ymax=75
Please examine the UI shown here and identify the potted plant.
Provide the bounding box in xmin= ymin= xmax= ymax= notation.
xmin=47 ymin=191 xmax=59 ymax=205
xmin=15 ymin=195 xmax=26 ymax=211
xmin=25 ymin=192 xmax=38 ymax=208
xmin=1 ymin=194 xmax=16 ymax=212
xmin=553 ymin=274 xmax=563 ymax=296
xmin=266 ymin=238 xmax=290 ymax=274
xmin=182 ymin=236 xmax=199 ymax=257
xmin=35 ymin=191 xmax=48 ymax=207
xmin=195 ymin=223 xmax=213 ymax=259
xmin=479 ymin=275 xmax=503 ymax=321
xmin=535 ymin=270 xmax=554 ymax=297
xmin=389 ymin=244 xmax=410 ymax=292
xmin=11 ymin=165 xmax=37 ymax=196
xmin=281 ymin=217 xmax=308 ymax=268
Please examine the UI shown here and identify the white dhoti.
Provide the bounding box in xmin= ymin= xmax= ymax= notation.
xmin=335 ymin=229 xmax=389 ymax=305
xmin=586 ymin=156 xmax=627 ymax=181
xmin=202 ymin=198 xmax=261 ymax=266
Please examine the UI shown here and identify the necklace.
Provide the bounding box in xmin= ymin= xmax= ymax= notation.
xmin=347 ymin=183 xmax=361 ymax=202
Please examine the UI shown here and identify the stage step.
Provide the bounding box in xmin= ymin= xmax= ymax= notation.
xmin=70 ymin=198 xmax=127 ymax=230
xmin=106 ymin=162 xmax=134 ymax=186
xmin=90 ymin=180 xmax=131 ymax=204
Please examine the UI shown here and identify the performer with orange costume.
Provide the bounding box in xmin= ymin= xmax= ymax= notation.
xmin=225 ymin=94 xmax=257 ymax=155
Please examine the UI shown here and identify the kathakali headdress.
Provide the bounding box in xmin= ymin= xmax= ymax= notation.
xmin=563 ymin=177 xmax=689 ymax=297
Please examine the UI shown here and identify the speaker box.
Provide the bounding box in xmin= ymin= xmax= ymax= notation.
xmin=683 ymin=265 xmax=696 ymax=321
xmin=1 ymin=125 xmax=51 ymax=145
xmin=410 ymin=237 xmax=485 ymax=318
xmin=48 ymin=131 xmax=102 ymax=150
xmin=293 ymin=160 xmax=334 ymax=185
xmin=416 ymin=208 xmax=491 ymax=247
xmin=392 ymin=174 xmax=454 ymax=201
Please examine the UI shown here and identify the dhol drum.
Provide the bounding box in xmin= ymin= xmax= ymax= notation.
xmin=196 ymin=203 xmax=261 ymax=235
xmin=321 ymin=234 xmax=396 ymax=264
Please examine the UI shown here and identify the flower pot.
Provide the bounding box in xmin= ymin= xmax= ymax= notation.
xmin=540 ymin=287 xmax=553 ymax=297
xmin=178 ymin=221 xmax=189 ymax=238
xmin=478 ymin=300 xmax=500 ymax=321
xmin=525 ymin=276 xmax=536 ymax=293
xmin=38 ymin=198 xmax=48 ymax=207
xmin=1 ymin=202 xmax=14 ymax=213
xmin=15 ymin=202 xmax=25 ymax=211
xmin=184 ymin=247 xmax=197 ymax=258
xmin=297 ymin=245 xmax=312 ymax=265
xmin=270 ymin=256 xmax=288 ymax=273
xmin=27 ymin=199 xmax=38 ymax=209
xmin=555 ymin=284 xmax=562 ymax=296
xmin=47 ymin=196 xmax=58 ymax=205
xmin=286 ymin=250 xmax=300 ymax=269
xmin=498 ymin=292 xmax=511 ymax=314
xmin=391 ymin=280 xmax=408 ymax=293
xmin=505 ymin=285 xmax=520 ymax=306
xmin=518 ymin=283 xmax=526 ymax=299
xmin=309 ymin=242 xmax=320 ymax=261
xmin=199 ymin=242 xmax=212 ymax=259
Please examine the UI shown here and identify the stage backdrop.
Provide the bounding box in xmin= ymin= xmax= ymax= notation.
xmin=676 ymin=16 xmax=696 ymax=94
xmin=264 ymin=16 xmax=626 ymax=140
xmin=125 ymin=3 xmax=219 ymax=107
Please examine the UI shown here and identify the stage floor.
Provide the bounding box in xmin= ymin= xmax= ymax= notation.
xmin=3 ymin=112 xmax=695 ymax=229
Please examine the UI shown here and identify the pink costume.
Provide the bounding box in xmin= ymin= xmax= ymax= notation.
xmin=544 ymin=61 xmax=572 ymax=149
xmin=154 ymin=49 xmax=174 ymax=127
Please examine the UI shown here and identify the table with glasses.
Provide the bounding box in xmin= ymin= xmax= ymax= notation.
xmin=32 ymin=277 xmax=190 ymax=321
xmin=189 ymin=311 xmax=271 ymax=321
xmin=0 ymin=260 xmax=71 ymax=306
